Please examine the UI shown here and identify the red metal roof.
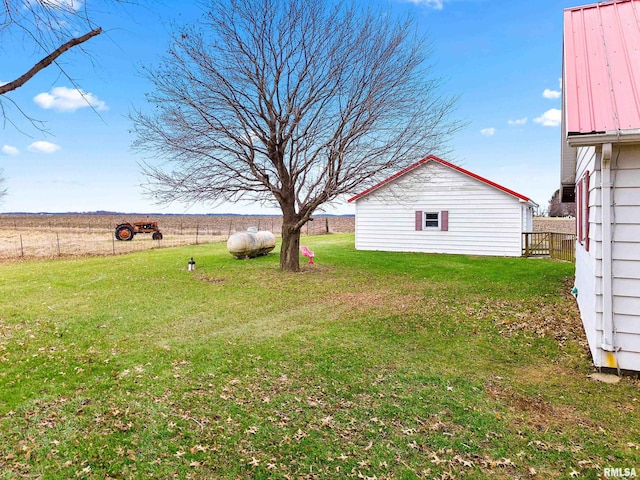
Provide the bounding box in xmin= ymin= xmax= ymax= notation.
xmin=564 ymin=0 xmax=640 ymax=134
xmin=347 ymin=155 xmax=534 ymax=204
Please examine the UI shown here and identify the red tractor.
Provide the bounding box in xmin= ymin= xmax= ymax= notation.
xmin=114 ymin=221 xmax=163 ymax=241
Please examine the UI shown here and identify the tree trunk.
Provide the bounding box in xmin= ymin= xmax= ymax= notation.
xmin=280 ymin=222 xmax=301 ymax=272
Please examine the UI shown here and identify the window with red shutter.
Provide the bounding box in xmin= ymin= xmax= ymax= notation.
xmin=415 ymin=211 xmax=449 ymax=230
xmin=576 ymin=171 xmax=589 ymax=249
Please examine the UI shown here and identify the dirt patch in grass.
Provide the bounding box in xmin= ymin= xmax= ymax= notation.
xmin=485 ymin=379 xmax=599 ymax=433
xmin=196 ymin=274 xmax=226 ymax=285
xmin=328 ymin=291 xmax=422 ymax=314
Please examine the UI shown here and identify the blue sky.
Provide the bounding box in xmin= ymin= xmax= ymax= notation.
xmin=1 ymin=0 xmax=576 ymax=214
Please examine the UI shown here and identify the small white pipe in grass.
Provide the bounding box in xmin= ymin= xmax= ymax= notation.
xmin=188 ymin=257 xmax=196 ymax=271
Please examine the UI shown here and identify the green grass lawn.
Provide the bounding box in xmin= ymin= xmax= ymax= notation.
xmin=1 ymin=234 xmax=638 ymax=479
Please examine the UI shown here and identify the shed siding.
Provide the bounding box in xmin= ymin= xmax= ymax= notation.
xmin=573 ymin=144 xmax=640 ymax=370
xmin=354 ymin=161 xmax=525 ymax=256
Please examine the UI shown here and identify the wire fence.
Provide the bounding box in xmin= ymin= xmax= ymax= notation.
xmin=0 ymin=214 xmax=355 ymax=261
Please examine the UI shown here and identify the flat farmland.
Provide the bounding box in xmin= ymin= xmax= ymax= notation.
xmin=0 ymin=214 xmax=355 ymax=261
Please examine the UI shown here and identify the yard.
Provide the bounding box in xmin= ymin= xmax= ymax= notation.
xmin=0 ymin=234 xmax=637 ymax=479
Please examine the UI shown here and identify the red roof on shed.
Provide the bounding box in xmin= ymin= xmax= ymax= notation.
xmin=564 ymin=0 xmax=640 ymax=134
xmin=347 ymin=155 xmax=534 ymax=204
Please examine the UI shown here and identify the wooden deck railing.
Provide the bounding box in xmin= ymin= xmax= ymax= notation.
xmin=522 ymin=232 xmax=576 ymax=262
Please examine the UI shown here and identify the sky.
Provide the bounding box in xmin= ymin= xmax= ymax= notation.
xmin=1 ymin=0 xmax=579 ymax=215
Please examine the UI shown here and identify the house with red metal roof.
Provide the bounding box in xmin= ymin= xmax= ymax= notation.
xmin=348 ymin=155 xmax=538 ymax=257
xmin=562 ymin=0 xmax=640 ymax=372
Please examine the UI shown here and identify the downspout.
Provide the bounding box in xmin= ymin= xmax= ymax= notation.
xmin=600 ymin=143 xmax=616 ymax=362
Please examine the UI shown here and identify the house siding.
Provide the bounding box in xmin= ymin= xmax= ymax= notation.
xmin=574 ymin=144 xmax=640 ymax=371
xmin=353 ymin=161 xmax=527 ymax=257
xmin=611 ymin=145 xmax=640 ymax=368
xmin=562 ymin=0 xmax=640 ymax=373
xmin=574 ymin=146 xmax=599 ymax=364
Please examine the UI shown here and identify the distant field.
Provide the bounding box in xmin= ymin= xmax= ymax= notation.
xmin=533 ymin=217 xmax=576 ymax=234
xmin=0 ymin=214 xmax=355 ymax=260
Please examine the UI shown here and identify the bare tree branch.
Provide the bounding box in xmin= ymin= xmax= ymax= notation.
xmin=0 ymin=0 xmax=145 ymax=204
xmin=0 ymin=168 xmax=7 ymax=204
xmin=0 ymin=27 xmax=103 ymax=96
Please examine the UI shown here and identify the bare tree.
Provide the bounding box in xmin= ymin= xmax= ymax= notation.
xmin=548 ymin=188 xmax=576 ymax=217
xmin=132 ymin=0 xmax=461 ymax=272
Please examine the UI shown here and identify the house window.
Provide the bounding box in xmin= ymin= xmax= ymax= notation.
xmin=425 ymin=212 xmax=440 ymax=228
xmin=415 ymin=210 xmax=449 ymax=231
xmin=576 ymin=171 xmax=590 ymax=251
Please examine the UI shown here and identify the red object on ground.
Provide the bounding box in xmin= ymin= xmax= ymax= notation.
xmin=299 ymin=245 xmax=314 ymax=264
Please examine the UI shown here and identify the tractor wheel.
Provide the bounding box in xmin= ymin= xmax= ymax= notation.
xmin=115 ymin=225 xmax=134 ymax=241
xmin=152 ymin=231 xmax=163 ymax=240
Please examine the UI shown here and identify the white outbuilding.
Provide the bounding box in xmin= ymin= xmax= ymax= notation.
xmin=348 ymin=155 xmax=538 ymax=257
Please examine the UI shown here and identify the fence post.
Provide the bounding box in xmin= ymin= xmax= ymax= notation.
xmin=524 ymin=233 xmax=529 ymax=257
xmin=56 ymin=233 xmax=61 ymax=256
xmin=20 ymin=234 xmax=24 ymax=257
xmin=196 ymin=224 xmax=199 ymax=245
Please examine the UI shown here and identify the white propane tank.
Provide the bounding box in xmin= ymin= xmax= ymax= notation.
xmin=227 ymin=228 xmax=276 ymax=259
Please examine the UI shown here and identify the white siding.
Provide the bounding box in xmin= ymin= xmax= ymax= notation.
xmin=521 ymin=204 xmax=534 ymax=232
xmin=574 ymin=144 xmax=640 ymax=371
xmin=354 ymin=161 xmax=525 ymax=257
xmin=611 ymin=145 xmax=640 ymax=367
xmin=574 ymin=146 xmax=602 ymax=367
xmin=574 ymin=244 xmax=599 ymax=364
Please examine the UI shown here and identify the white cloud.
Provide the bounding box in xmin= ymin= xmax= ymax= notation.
xmin=34 ymin=86 xmax=108 ymax=112
xmin=2 ymin=145 xmax=19 ymax=156
xmin=508 ymin=117 xmax=528 ymax=126
xmin=480 ymin=128 xmax=496 ymax=136
xmin=543 ymin=89 xmax=561 ymax=99
xmin=26 ymin=0 xmax=83 ymax=12
xmin=403 ymin=0 xmax=446 ymax=10
xmin=28 ymin=141 xmax=61 ymax=153
xmin=534 ymin=109 xmax=562 ymax=127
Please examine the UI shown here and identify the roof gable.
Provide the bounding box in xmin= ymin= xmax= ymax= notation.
xmin=348 ymin=155 xmax=536 ymax=206
xmin=563 ymin=0 xmax=640 ymax=135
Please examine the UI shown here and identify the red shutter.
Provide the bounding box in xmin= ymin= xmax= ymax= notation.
xmin=584 ymin=171 xmax=590 ymax=252
xmin=577 ymin=180 xmax=583 ymax=243
xmin=441 ymin=210 xmax=449 ymax=231
xmin=415 ymin=211 xmax=423 ymax=231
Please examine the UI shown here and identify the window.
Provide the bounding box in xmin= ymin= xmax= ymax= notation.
xmin=415 ymin=210 xmax=448 ymax=231
xmin=576 ymin=171 xmax=590 ymax=251
xmin=425 ymin=212 xmax=440 ymax=228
